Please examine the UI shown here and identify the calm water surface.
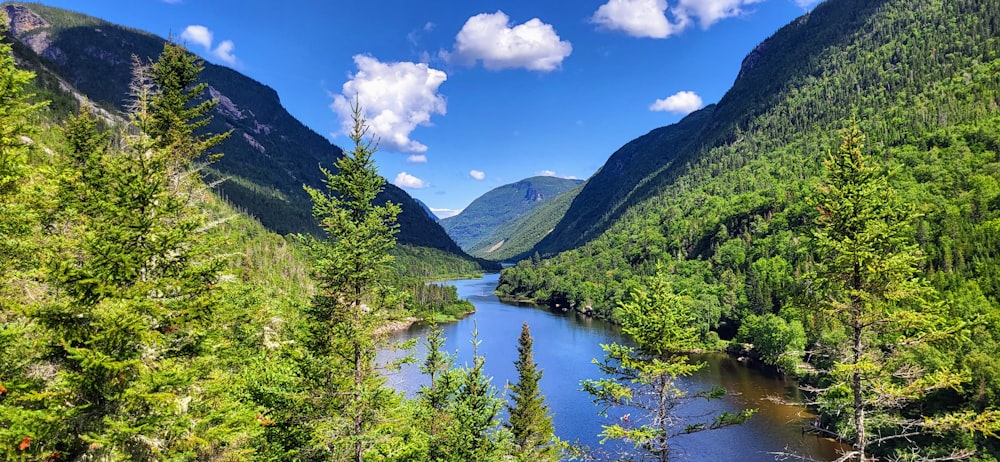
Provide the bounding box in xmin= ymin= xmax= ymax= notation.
xmin=383 ymin=274 xmax=846 ymax=461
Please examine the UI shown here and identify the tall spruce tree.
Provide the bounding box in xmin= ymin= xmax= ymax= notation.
xmin=148 ymin=42 xmax=229 ymax=177
xmin=303 ymin=100 xmax=404 ymax=461
xmin=38 ymin=42 xmax=229 ymax=459
xmin=807 ymin=123 xmax=975 ymax=461
xmin=446 ymin=324 xmax=507 ymax=462
xmin=582 ymin=269 xmax=754 ymax=462
xmin=0 ymin=15 xmax=44 ymax=281
xmin=506 ymin=322 xmax=559 ymax=462
xmin=418 ymin=321 xmax=462 ymax=460
xmin=0 ymin=16 xmax=53 ymax=461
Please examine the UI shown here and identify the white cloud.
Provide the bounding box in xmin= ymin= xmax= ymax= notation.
xmin=180 ymin=25 xmax=240 ymax=67
xmin=536 ymin=170 xmax=579 ymax=179
xmin=469 ymin=170 xmax=486 ymax=180
xmin=447 ymin=11 xmax=572 ymax=72
xmin=591 ymin=0 xmax=762 ymax=38
xmin=792 ymin=0 xmax=821 ymax=7
xmin=592 ymin=0 xmax=682 ymax=38
xmin=650 ymin=90 xmax=703 ymax=114
xmin=332 ymin=55 xmax=447 ymax=154
xmin=430 ymin=208 xmax=462 ymax=219
xmin=407 ymin=154 xmax=428 ymax=163
xmin=393 ymin=171 xmax=428 ymax=189
xmin=180 ymin=25 xmax=212 ymax=49
xmin=212 ymin=40 xmax=238 ymax=66
xmin=677 ymin=0 xmax=764 ymax=29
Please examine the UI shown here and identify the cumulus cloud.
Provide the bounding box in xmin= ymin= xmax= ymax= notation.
xmin=180 ymin=25 xmax=240 ymax=67
xmin=393 ymin=172 xmax=428 ymax=189
xmin=469 ymin=170 xmax=486 ymax=180
xmin=591 ymin=0 xmax=762 ymax=38
xmin=180 ymin=25 xmax=212 ymax=49
xmin=212 ymin=40 xmax=238 ymax=66
xmin=407 ymin=154 xmax=428 ymax=163
xmin=446 ymin=11 xmax=572 ymax=72
xmin=592 ymin=0 xmax=682 ymax=38
xmin=332 ymin=55 xmax=447 ymax=154
xmin=678 ymin=0 xmax=764 ymax=28
xmin=431 ymin=208 xmax=462 ymax=219
xmin=650 ymin=90 xmax=703 ymax=114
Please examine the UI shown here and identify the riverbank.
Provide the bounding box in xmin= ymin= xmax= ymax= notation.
xmin=382 ymin=274 xmax=848 ymax=460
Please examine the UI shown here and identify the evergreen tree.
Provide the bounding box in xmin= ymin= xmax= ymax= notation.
xmin=37 ymin=42 xmax=229 ymax=459
xmin=0 ymin=16 xmax=54 ymax=462
xmin=446 ymin=324 xmax=507 ymax=462
xmin=807 ymin=123 xmax=977 ymax=461
xmin=302 ymin=100 xmax=404 ymax=461
xmin=505 ymin=322 xmax=559 ymax=462
xmin=148 ymin=41 xmax=229 ymax=176
xmin=417 ymin=321 xmax=461 ymax=461
xmin=0 ymin=15 xmax=44 ymax=280
xmin=582 ymin=269 xmax=754 ymax=462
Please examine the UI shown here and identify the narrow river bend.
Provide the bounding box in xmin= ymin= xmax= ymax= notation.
xmin=383 ymin=274 xmax=846 ymax=461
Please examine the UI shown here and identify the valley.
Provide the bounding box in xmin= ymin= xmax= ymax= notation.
xmin=2 ymin=0 xmax=1000 ymax=460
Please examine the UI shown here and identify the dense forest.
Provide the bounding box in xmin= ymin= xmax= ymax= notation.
xmin=6 ymin=0 xmax=1000 ymax=459
xmin=0 ymin=13 xmax=566 ymax=459
xmin=499 ymin=0 xmax=1000 ymax=459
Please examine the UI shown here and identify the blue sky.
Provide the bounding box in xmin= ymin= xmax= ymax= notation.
xmin=36 ymin=0 xmax=819 ymax=217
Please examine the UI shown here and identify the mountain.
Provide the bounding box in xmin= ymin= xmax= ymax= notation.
xmin=533 ymin=108 xmax=715 ymax=255
xmin=500 ymin=0 xmax=1000 ymax=454
xmin=533 ymin=0 xmax=994 ymax=257
xmin=508 ymin=0 xmax=1000 ymax=310
xmin=413 ymin=198 xmax=438 ymax=222
xmin=438 ymin=176 xmax=583 ymax=252
xmin=466 ymin=183 xmax=582 ymax=261
xmin=1 ymin=2 xmax=474 ymax=260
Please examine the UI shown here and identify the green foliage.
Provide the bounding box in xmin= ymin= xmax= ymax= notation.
xmin=299 ymin=101 xmax=409 ymax=461
xmin=445 ymin=326 xmax=509 ymax=462
xmin=439 ymin=176 xmax=582 ymax=257
xmin=147 ymin=42 xmax=230 ymax=172
xmin=468 ymin=183 xmax=583 ymax=262
xmin=735 ymin=313 xmax=806 ymax=371
xmin=807 ymin=124 xmax=975 ymax=460
xmin=500 ymin=1 xmax=1000 ymax=457
xmin=505 ymin=323 xmax=560 ymax=462
xmin=582 ymin=342 xmax=754 ymax=462
xmin=582 ymin=269 xmax=754 ymax=461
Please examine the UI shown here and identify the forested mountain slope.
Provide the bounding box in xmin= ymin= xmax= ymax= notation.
xmin=1 ymin=2 xmax=474 ymax=259
xmin=501 ymin=0 xmax=1000 ymax=456
xmin=467 ymin=183 xmax=584 ymax=262
xmin=440 ymin=176 xmax=582 ymax=251
xmin=534 ymin=0 xmax=998 ymax=257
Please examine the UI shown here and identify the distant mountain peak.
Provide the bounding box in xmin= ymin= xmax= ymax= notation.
xmin=440 ymin=175 xmax=582 ymax=253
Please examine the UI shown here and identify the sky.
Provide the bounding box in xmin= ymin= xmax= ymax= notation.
xmin=35 ymin=0 xmax=820 ymax=217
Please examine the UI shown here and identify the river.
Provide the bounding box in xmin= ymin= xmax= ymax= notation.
xmin=383 ymin=274 xmax=846 ymax=461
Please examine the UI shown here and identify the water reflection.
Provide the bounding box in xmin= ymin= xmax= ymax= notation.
xmin=382 ymin=274 xmax=847 ymax=461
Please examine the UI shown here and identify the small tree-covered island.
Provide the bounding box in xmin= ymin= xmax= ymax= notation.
xmin=3 ymin=0 xmax=1000 ymax=460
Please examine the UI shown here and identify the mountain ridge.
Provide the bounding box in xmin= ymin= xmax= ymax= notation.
xmin=2 ymin=1 xmax=482 ymax=264
xmin=439 ymin=175 xmax=582 ymax=253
